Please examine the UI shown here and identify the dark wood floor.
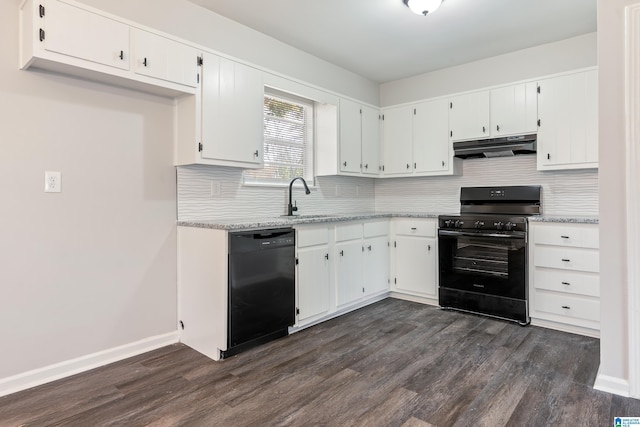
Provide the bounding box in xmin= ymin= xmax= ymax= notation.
xmin=2 ymin=299 xmax=639 ymax=426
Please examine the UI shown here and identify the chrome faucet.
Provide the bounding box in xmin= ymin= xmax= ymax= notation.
xmin=287 ymin=177 xmax=311 ymax=216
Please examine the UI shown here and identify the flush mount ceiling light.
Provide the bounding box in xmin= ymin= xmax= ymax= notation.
xmin=403 ymin=0 xmax=444 ymax=16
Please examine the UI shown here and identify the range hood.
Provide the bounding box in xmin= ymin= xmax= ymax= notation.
xmin=453 ymin=134 xmax=537 ymax=159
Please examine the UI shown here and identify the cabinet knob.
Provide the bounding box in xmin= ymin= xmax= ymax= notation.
xmin=482 ymin=126 xmax=486 ymax=133
xmin=368 ymin=245 xmax=372 ymax=251
xmin=406 ymin=163 xmax=410 ymax=169
xmin=254 ymin=150 xmax=259 ymax=158
xmin=561 ymin=305 xmax=571 ymax=310
xmin=325 ymin=253 xmax=329 ymax=260
xmin=560 ymin=235 xmax=570 ymax=239
xmin=428 ymin=244 xmax=431 ymax=251
xmin=561 ymin=281 xmax=571 ymax=285
xmin=119 ymin=50 xmax=124 ymax=60
xmin=442 ymin=160 xmax=445 ymax=167
xmin=340 ymin=250 xmax=344 ymax=256
xmin=496 ymin=125 xmax=500 ymax=132
xmin=561 ymin=258 xmax=571 ymax=262
xmin=343 ymin=161 xmax=347 ymax=167
xmin=364 ymin=164 xmax=368 ymax=169
xmin=143 ymin=57 xmax=148 ymax=67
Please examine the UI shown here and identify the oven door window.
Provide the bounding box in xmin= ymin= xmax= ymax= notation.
xmin=439 ymin=234 xmax=526 ymax=299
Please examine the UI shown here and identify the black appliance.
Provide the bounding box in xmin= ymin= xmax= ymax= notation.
xmin=223 ymin=228 xmax=295 ymax=358
xmin=438 ymin=185 xmax=541 ymax=325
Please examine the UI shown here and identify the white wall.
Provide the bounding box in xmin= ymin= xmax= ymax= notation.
xmin=380 ymin=32 xmax=597 ymax=107
xmin=0 ymin=0 xmax=178 ymax=386
xmin=75 ymin=0 xmax=380 ymax=106
xmin=597 ymin=0 xmax=635 ymax=391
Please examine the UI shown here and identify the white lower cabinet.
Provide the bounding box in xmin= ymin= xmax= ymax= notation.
xmin=391 ymin=218 xmax=438 ymax=301
xmin=295 ymin=225 xmax=331 ymax=325
xmin=529 ymin=222 xmax=600 ymax=335
xmin=295 ymin=220 xmax=390 ymax=328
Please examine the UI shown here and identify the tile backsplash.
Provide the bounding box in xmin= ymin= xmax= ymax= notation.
xmin=177 ymin=155 xmax=598 ymax=220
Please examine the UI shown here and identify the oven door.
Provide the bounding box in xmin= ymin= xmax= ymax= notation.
xmin=438 ymin=229 xmax=527 ymax=299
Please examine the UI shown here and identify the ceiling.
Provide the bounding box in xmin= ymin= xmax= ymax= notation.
xmin=187 ymin=0 xmax=597 ymax=83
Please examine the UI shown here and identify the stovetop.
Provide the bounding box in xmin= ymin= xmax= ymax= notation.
xmin=438 ymin=214 xmax=528 ymax=232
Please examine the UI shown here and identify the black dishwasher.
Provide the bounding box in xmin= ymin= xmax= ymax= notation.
xmin=223 ymin=228 xmax=295 ymax=358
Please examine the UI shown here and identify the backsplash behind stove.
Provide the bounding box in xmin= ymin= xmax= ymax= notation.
xmin=177 ymin=155 xmax=598 ymax=220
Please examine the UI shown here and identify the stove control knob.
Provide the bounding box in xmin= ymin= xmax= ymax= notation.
xmin=474 ymin=221 xmax=485 ymax=229
xmin=494 ymin=221 xmax=504 ymax=230
xmin=505 ymin=222 xmax=515 ymax=231
xmin=444 ymin=220 xmax=453 ymax=228
xmin=454 ymin=220 xmax=462 ymax=228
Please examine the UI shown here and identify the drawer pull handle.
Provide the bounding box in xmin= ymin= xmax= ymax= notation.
xmin=560 ymin=235 xmax=570 ymax=239
xmin=561 ymin=281 xmax=571 ymax=285
xmin=561 ymin=305 xmax=571 ymax=309
xmin=561 ymin=258 xmax=571 ymax=262
xmin=411 ymin=227 xmax=417 ymax=231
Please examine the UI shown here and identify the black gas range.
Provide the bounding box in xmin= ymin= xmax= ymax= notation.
xmin=438 ymin=185 xmax=541 ymax=325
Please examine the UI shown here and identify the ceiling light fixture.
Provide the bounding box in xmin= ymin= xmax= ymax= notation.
xmin=403 ymin=0 xmax=444 ymax=16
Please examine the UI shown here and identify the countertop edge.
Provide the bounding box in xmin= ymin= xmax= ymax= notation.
xmin=527 ymin=216 xmax=599 ymax=224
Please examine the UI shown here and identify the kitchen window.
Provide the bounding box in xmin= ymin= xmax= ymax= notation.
xmin=243 ymin=89 xmax=314 ymax=186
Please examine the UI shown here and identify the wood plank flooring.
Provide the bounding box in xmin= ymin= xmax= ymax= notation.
xmin=2 ymin=298 xmax=639 ymax=426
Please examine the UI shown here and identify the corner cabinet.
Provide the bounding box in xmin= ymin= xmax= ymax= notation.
xmin=537 ymin=69 xmax=598 ymax=170
xmin=20 ymin=0 xmax=199 ymax=97
xmin=176 ymin=53 xmax=264 ymax=168
xmin=317 ymin=98 xmax=380 ymax=177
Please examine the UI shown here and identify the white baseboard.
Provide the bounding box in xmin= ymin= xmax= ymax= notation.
xmin=594 ymin=367 xmax=630 ymax=397
xmin=0 ymin=331 xmax=179 ymax=397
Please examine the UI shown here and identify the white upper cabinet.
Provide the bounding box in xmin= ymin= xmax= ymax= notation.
xmin=339 ymin=98 xmax=364 ymax=174
xmin=490 ymin=82 xmax=538 ymax=137
xmin=448 ymin=91 xmax=490 ymax=141
xmin=361 ymin=105 xmax=381 ymax=175
xmin=537 ymin=69 xmax=598 ymax=170
xmin=19 ymin=0 xmax=198 ymax=96
xmin=381 ymin=105 xmax=414 ymax=175
xmin=132 ymin=29 xmax=199 ymax=88
xmin=200 ymin=52 xmax=264 ymax=167
xmin=381 ymin=100 xmax=460 ymax=177
xmin=334 ymin=99 xmax=380 ymax=176
xmin=413 ymin=98 xmax=451 ymax=174
xmin=41 ymin=0 xmax=130 ymax=71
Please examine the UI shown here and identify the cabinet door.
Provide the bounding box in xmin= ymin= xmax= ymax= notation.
xmin=44 ymin=0 xmax=130 ymax=70
xmin=201 ymin=53 xmax=263 ymax=165
xmin=361 ymin=105 xmax=381 ymax=175
xmin=394 ymin=236 xmax=437 ymax=297
xmin=382 ymin=106 xmax=413 ymax=175
xmin=449 ymin=91 xmax=490 ymax=141
xmin=413 ymin=98 xmax=450 ymax=173
xmin=490 ymin=82 xmax=538 ymax=137
xmin=335 ymin=240 xmax=365 ymax=306
xmin=297 ymin=245 xmax=330 ymax=322
xmin=364 ymin=235 xmax=389 ymax=296
xmin=537 ymin=70 xmax=598 ymax=170
xmin=339 ymin=98 xmax=363 ymax=173
xmin=132 ymin=29 xmax=199 ymax=88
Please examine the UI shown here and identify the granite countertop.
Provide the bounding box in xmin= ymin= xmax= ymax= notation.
xmin=177 ymin=212 xmax=445 ymax=231
xmin=178 ymin=212 xmax=599 ymax=230
xmin=527 ymin=215 xmax=599 ymax=224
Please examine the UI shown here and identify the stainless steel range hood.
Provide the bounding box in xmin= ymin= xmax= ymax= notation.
xmin=453 ymin=134 xmax=537 ymax=159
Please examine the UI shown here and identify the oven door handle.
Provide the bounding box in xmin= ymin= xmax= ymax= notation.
xmin=438 ymin=230 xmax=526 ymax=239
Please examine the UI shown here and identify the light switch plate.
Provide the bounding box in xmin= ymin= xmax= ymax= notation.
xmin=45 ymin=171 xmax=61 ymax=193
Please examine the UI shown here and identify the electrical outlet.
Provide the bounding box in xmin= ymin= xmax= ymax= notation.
xmin=44 ymin=171 xmax=61 ymax=193
xmin=210 ymin=180 xmax=221 ymax=197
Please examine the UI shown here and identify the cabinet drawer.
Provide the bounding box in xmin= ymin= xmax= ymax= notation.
xmin=533 ymin=224 xmax=599 ymax=248
xmin=364 ymin=221 xmax=389 ymax=238
xmin=533 ymin=268 xmax=600 ymax=297
xmin=296 ymin=226 xmax=329 ymax=248
xmin=534 ymin=246 xmax=599 ymax=273
xmin=335 ymin=223 xmax=363 ymax=242
xmin=394 ymin=219 xmax=436 ymax=237
xmin=533 ymin=291 xmax=600 ymax=322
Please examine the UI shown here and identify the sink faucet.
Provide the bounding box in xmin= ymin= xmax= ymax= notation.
xmin=287 ymin=177 xmax=311 ymax=216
